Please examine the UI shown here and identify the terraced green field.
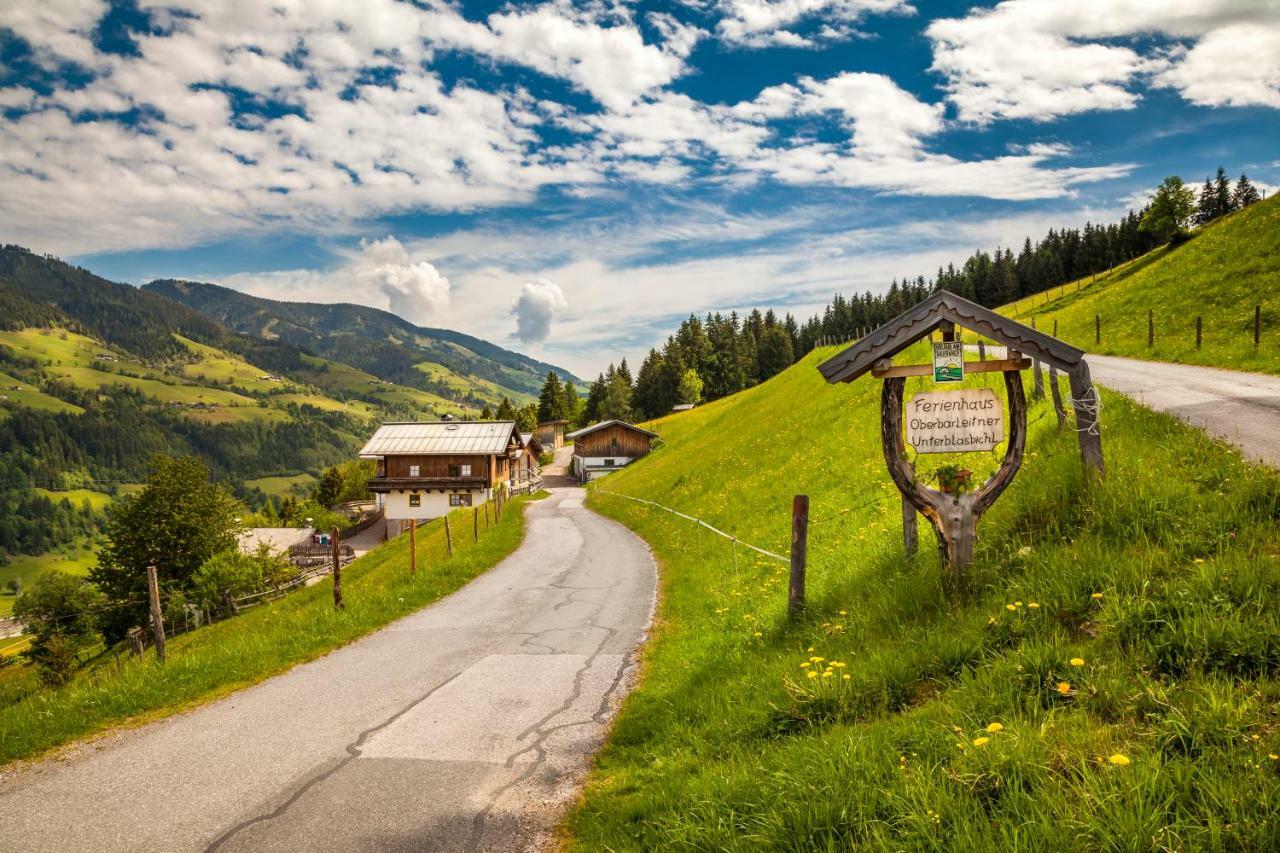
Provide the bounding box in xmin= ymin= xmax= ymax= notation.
xmin=0 ymin=369 xmax=83 ymax=417
xmin=244 ymin=472 xmax=317 ymax=499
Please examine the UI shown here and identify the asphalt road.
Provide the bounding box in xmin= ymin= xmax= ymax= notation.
xmin=1088 ymin=354 xmax=1280 ymax=469
xmin=0 ymin=483 xmax=657 ymax=852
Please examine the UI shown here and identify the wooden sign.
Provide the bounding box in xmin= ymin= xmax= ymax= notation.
xmin=932 ymin=341 xmax=964 ymax=383
xmin=906 ymin=388 xmax=1004 ymax=453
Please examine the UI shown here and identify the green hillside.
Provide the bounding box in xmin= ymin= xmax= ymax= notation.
xmin=567 ymin=347 xmax=1280 ymax=849
xmin=145 ymin=278 xmax=576 ymax=405
xmin=1002 ymin=194 xmax=1280 ymax=374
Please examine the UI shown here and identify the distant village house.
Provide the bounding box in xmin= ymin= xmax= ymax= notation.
xmin=360 ymin=420 xmax=531 ymax=536
xmin=567 ymin=420 xmax=658 ymax=483
xmin=536 ymin=419 xmax=569 ymax=450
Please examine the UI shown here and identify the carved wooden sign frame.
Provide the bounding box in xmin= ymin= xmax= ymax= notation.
xmin=818 ymin=290 xmax=1103 ymax=570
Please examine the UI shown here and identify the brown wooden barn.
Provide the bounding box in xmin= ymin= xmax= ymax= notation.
xmin=566 ymin=420 xmax=658 ymax=482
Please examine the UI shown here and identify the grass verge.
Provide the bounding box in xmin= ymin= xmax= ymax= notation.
xmin=565 ymin=348 xmax=1280 ymax=850
xmin=0 ymin=496 xmax=531 ymax=766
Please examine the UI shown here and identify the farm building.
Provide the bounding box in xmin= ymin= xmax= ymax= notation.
xmin=566 ymin=420 xmax=658 ymax=482
xmin=360 ymin=421 xmax=522 ymax=536
xmin=514 ymin=433 xmax=545 ymax=495
xmin=536 ymin=419 xmax=569 ymax=450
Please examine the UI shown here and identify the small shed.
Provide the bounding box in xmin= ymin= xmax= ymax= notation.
xmin=537 ymin=419 xmax=569 ymax=450
xmin=566 ymin=420 xmax=658 ymax=482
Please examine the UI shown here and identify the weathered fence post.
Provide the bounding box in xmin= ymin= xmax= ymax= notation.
xmin=1049 ymin=366 xmax=1067 ymax=429
xmin=1147 ymin=309 xmax=1154 ymax=348
xmin=1095 ymin=314 xmax=1101 ymax=345
xmin=474 ymin=507 xmax=479 ymax=542
xmin=1068 ymin=364 xmax=1104 ymax=476
xmin=409 ymin=519 xmax=417 ymax=576
xmin=788 ymin=495 xmax=808 ymax=619
xmin=331 ymin=526 xmax=344 ymax=610
xmin=1195 ymin=316 xmax=1202 ymax=349
xmin=901 ymin=495 xmax=917 ymax=558
xmin=128 ymin=626 xmax=144 ymax=657
xmin=977 ymin=340 xmax=986 ymax=360
xmin=1032 ymin=359 xmax=1045 ymax=399
xmin=1053 ymin=318 xmax=1058 ymax=337
xmin=146 ymin=564 xmax=165 ymax=664
xmin=1256 ymin=305 xmax=1262 ymax=348
xmin=445 ymin=515 xmax=453 ymax=556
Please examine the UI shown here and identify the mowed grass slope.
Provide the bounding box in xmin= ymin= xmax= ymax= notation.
xmin=568 ymin=347 xmax=1280 ymax=850
xmin=0 ymin=496 xmax=538 ymax=765
xmin=1002 ymin=195 xmax=1280 ymax=374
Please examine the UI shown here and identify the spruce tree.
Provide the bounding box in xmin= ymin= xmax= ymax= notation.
xmin=536 ymin=371 xmax=566 ymax=422
xmin=496 ymin=397 xmax=517 ymax=421
xmin=1214 ymin=165 xmax=1233 ymax=216
xmin=1196 ymin=178 xmax=1216 ymax=225
xmin=1234 ymin=174 xmax=1261 ymax=209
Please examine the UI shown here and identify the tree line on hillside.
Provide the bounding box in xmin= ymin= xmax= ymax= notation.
xmin=596 ymin=166 xmax=1265 ymax=421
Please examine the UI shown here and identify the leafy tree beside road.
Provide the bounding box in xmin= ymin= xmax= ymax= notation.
xmin=13 ymin=570 xmax=104 ymax=685
xmin=91 ymin=454 xmax=242 ymax=641
xmin=1140 ymin=176 xmax=1198 ymax=244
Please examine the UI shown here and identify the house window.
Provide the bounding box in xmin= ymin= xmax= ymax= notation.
xmin=408 ymin=493 xmax=421 ymax=507
xmin=604 ymin=458 xmax=616 ymax=467
xmin=409 ymin=465 xmax=420 ymax=477
xmin=449 ymin=493 xmax=472 ymax=507
xmin=460 ymin=464 xmax=471 ymax=477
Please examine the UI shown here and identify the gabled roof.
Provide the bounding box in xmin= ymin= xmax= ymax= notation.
xmin=520 ymin=432 xmax=544 ymax=453
xmin=566 ymin=419 xmax=659 ymax=441
xmin=359 ymin=421 xmax=518 ymax=457
xmin=818 ymin=290 xmax=1086 ymax=384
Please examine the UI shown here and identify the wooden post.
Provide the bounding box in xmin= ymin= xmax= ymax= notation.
xmin=1032 ymin=359 xmax=1045 ymax=399
xmin=1255 ymin=305 xmax=1262 ymax=348
xmin=1195 ymin=316 xmax=1202 ymax=349
xmin=977 ymin=340 xmax=986 ymax=360
xmin=788 ymin=495 xmax=808 ymax=619
xmin=485 ymin=501 xmax=490 ymax=529
xmin=331 ymin=526 xmax=344 ymax=610
xmin=409 ymin=520 xmax=417 ymax=576
xmin=901 ymin=495 xmax=917 ymax=558
xmin=1067 ymin=363 xmax=1104 ymax=476
xmin=146 ymin=565 xmax=165 ymax=664
xmin=128 ymin=626 xmax=144 ymax=657
xmin=1095 ymin=314 xmax=1101 ymax=345
xmin=445 ymin=516 xmax=453 ymax=556
xmin=1053 ymin=318 xmax=1058 ymax=337
xmin=474 ymin=507 xmax=479 ymax=542
xmin=1049 ymin=366 xmax=1067 ymax=429
xmin=1147 ymin=309 xmax=1154 ymax=348
xmin=880 ymin=370 xmax=1028 ymax=570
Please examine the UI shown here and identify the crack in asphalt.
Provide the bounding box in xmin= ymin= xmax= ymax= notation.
xmin=205 ymin=669 xmax=465 ymax=852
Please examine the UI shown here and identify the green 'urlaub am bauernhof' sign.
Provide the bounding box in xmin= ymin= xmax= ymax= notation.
xmin=932 ymin=341 xmax=964 ymax=383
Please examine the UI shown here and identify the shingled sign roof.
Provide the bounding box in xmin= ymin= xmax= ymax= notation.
xmin=817 ymin=290 xmax=1086 ymax=385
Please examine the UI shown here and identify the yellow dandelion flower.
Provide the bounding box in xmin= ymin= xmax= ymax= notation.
xmin=1027 ymin=602 xmax=1040 ymax=609
xmin=823 ymin=671 xmax=834 ymax=678
xmin=753 ymin=631 xmax=763 ymax=638
xmin=987 ymin=617 xmax=997 ymax=625
xmin=1269 ymin=754 xmax=1278 ymax=761
xmin=986 ymin=722 xmax=1004 ymax=733
xmin=1108 ymin=754 xmax=1130 ymax=766
xmin=1015 ymin=601 xmax=1023 ymax=607
xmin=842 ymin=674 xmax=851 ymax=680
xmin=812 ymin=656 xmax=825 ymax=663
xmin=839 ymin=610 xmax=847 ymax=616
xmin=1057 ymin=681 xmax=1071 ymax=695
xmin=807 ymin=646 xmax=815 ymax=652
xmin=1005 ymin=604 xmax=1017 ymax=611
xmin=1091 ymin=592 xmax=1104 ymax=600
xmin=972 ymin=737 xmax=990 ymax=747
xmin=806 ymin=671 xmax=818 ymax=679
xmin=1070 ymin=657 xmax=1085 ymax=667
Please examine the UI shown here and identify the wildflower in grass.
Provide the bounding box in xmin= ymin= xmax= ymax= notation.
xmin=1006 ymin=604 xmax=1017 ymax=612
xmin=1017 ymin=546 xmax=1032 ymax=557
xmin=806 ymin=671 xmax=818 ymax=679
xmin=1270 ymin=754 xmax=1278 ymax=761
xmin=842 ymin=674 xmax=851 ymax=680
xmin=1091 ymin=592 xmax=1103 ymax=600
xmin=972 ymin=737 xmax=990 ymax=747
xmin=1070 ymin=657 xmax=1085 ymax=667
xmin=823 ymin=671 xmax=833 ymax=678
xmin=753 ymin=631 xmax=762 ymax=638
xmin=1015 ymin=601 xmax=1022 ymax=607
xmin=986 ymin=722 xmax=1004 ymax=733
xmin=800 ymin=662 xmax=810 ymax=668
xmin=987 ymin=617 xmax=997 ymax=625
xmin=1057 ymin=681 xmax=1072 ymax=695
xmin=1027 ymin=602 xmax=1040 ymax=609
xmin=1109 ymin=754 xmax=1130 ymax=766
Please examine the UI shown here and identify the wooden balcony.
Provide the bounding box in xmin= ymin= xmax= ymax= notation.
xmin=367 ymin=476 xmax=489 ymax=493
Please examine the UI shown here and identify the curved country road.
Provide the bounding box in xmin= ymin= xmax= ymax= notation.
xmin=1088 ymin=354 xmax=1280 ymax=469
xmin=0 ymin=482 xmax=657 ymax=852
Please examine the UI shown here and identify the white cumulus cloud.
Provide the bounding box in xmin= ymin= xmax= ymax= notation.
xmin=510 ymin=279 xmax=568 ymax=344
xmin=354 ymin=236 xmax=451 ymax=322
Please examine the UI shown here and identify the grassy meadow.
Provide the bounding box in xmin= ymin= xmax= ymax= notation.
xmin=1001 ymin=195 xmax=1280 ymax=375
xmin=0 ymin=495 xmax=539 ymax=765
xmin=566 ymin=346 xmax=1280 ymax=850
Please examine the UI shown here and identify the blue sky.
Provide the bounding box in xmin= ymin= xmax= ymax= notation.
xmin=2 ymin=1 xmax=1278 ymax=376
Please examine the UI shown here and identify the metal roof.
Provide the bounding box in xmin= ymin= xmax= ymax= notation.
xmin=818 ymin=290 xmax=1086 ymax=385
xmin=520 ymin=432 xmax=543 ymax=452
xmin=565 ymin=419 xmax=659 ymax=441
xmin=358 ymin=421 xmax=518 ymax=457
